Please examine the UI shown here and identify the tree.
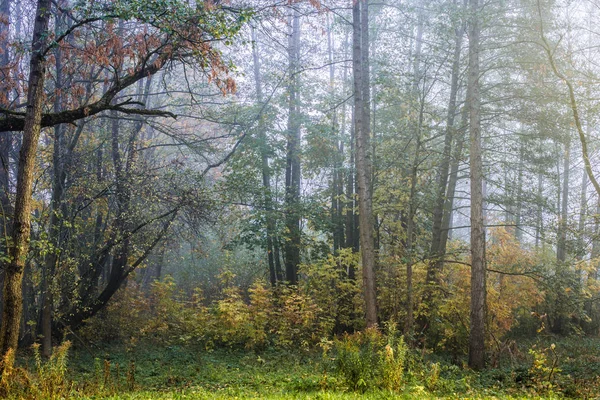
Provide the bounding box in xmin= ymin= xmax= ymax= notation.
xmin=0 ymin=0 xmax=247 ymax=364
xmin=467 ymin=0 xmax=486 ymax=370
xmin=284 ymin=8 xmax=302 ymax=285
xmin=251 ymin=25 xmax=282 ymax=286
xmin=353 ymin=0 xmax=377 ymax=328
xmin=0 ymin=0 xmax=50 ymax=363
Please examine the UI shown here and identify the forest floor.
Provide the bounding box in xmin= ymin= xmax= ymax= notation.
xmin=52 ymin=337 xmax=596 ymax=399
xmin=11 ymin=337 xmax=600 ymax=399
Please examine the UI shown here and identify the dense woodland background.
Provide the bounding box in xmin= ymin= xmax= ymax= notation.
xmin=1 ymin=0 xmax=600 ymax=396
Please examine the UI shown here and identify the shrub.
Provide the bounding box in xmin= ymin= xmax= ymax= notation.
xmin=331 ymin=326 xmax=407 ymax=392
xmin=0 ymin=341 xmax=72 ymax=400
xmin=528 ymin=343 xmax=560 ymax=393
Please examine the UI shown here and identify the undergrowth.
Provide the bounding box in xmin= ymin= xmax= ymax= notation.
xmin=3 ymin=334 xmax=600 ymax=399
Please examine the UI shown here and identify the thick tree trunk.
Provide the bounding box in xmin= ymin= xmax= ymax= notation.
xmin=467 ymin=0 xmax=486 ymax=370
xmin=0 ymin=0 xmax=50 ymax=363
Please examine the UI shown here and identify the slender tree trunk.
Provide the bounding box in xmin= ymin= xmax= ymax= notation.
xmin=346 ymin=109 xmax=357 ymax=280
xmin=588 ymin=200 xmax=600 ymax=332
xmin=0 ymin=0 xmax=11 ymax=217
xmin=0 ymin=0 xmax=51 ymax=363
xmin=418 ymin=0 xmax=466 ymax=335
xmin=353 ymin=0 xmax=377 ymax=327
xmin=251 ymin=26 xmax=278 ymax=286
xmin=403 ymin=3 xmax=425 ymax=336
xmin=557 ymin=139 xmax=570 ymax=263
xmin=284 ymin=9 xmax=301 ymax=285
xmin=514 ymin=143 xmax=524 ymax=243
xmin=535 ymin=170 xmax=544 ymax=248
xmin=337 ymin=31 xmax=350 ymax=255
xmin=0 ymin=0 xmax=12 ymax=327
xmin=326 ymin=14 xmax=344 ymax=253
xmin=577 ymin=169 xmax=587 ymax=259
xmin=40 ymin=7 xmax=68 ymax=357
xmin=552 ymin=139 xmax=570 ymax=334
xmin=429 ymin=0 xmax=466 ymax=272
xmin=441 ymin=104 xmax=468 ymax=255
xmin=467 ymin=0 xmax=486 ymax=370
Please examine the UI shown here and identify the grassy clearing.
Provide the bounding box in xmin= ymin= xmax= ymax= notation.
xmin=10 ymin=337 xmax=599 ymax=399
xmin=62 ymin=345 xmax=552 ymax=399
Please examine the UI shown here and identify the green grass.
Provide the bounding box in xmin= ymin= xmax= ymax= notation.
xmin=13 ymin=337 xmax=600 ymax=399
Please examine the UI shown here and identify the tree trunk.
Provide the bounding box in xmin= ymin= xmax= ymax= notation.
xmin=588 ymin=200 xmax=600 ymax=332
xmin=40 ymin=7 xmax=68 ymax=357
xmin=327 ymin=13 xmax=345 ymax=254
xmin=0 ymin=0 xmax=50 ymax=363
xmin=353 ymin=0 xmax=377 ymax=327
xmin=251 ymin=26 xmax=278 ymax=286
xmin=403 ymin=2 xmax=424 ymax=336
xmin=514 ymin=143 xmax=524 ymax=243
xmin=284 ymin=9 xmax=301 ymax=285
xmin=429 ymin=0 xmax=466 ymax=275
xmin=441 ymin=104 xmax=468 ymax=255
xmin=0 ymin=0 xmax=12 ymax=328
xmin=346 ymin=108 xmax=356 ymax=279
xmin=557 ymin=139 xmax=570 ymax=263
xmin=535 ymin=170 xmax=544 ymax=248
xmin=467 ymin=0 xmax=486 ymax=370
xmin=577 ymin=168 xmax=587 ymax=260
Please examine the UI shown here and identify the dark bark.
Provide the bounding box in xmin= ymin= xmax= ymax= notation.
xmin=0 ymin=0 xmax=50 ymax=364
xmin=63 ymin=209 xmax=179 ymax=330
xmin=353 ymin=0 xmax=377 ymax=327
xmin=467 ymin=0 xmax=486 ymax=370
xmin=0 ymin=53 xmax=175 ymax=132
xmin=423 ymin=1 xmax=466 ymax=332
xmin=251 ymin=26 xmax=278 ymax=286
xmin=440 ymin=105 xmax=468 ymax=251
xmin=41 ymin=7 xmax=68 ymax=357
xmin=0 ymin=0 xmax=11 ymax=328
xmin=61 ymin=76 xmax=175 ymax=332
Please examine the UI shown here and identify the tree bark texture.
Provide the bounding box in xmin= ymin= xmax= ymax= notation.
xmin=353 ymin=0 xmax=377 ymax=328
xmin=467 ymin=0 xmax=486 ymax=370
xmin=0 ymin=0 xmax=50 ymax=362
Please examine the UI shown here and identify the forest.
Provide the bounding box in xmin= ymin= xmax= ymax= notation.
xmin=1 ymin=0 xmax=600 ymax=398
